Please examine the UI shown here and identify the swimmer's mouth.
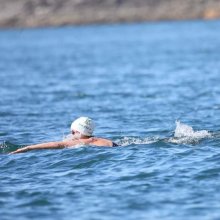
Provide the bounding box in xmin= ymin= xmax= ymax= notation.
xmin=71 ymin=131 xmax=75 ymax=135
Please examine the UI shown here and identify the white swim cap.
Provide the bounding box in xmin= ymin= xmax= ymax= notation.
xmin=71 ymin=117 xmax=95 ymax=136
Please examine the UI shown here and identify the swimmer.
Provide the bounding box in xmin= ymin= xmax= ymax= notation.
xmin=11 ymin=117 xmax=118 ymax=154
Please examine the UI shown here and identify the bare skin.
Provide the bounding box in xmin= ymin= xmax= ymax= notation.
xmin=10 ymin=136 xmax=114 ymax=154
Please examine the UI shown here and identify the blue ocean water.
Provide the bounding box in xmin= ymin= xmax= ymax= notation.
xmin=1 ymin=20 xmax=220 ymax=220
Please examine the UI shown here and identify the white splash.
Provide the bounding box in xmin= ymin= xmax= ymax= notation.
xmin=169 ymin=121 xmax=211 ymax=144
xmin=117 ymin=136 xmax=159 ymax=146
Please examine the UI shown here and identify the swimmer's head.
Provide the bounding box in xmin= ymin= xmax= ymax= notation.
xmin=71 ymin=117 xmax=95 ymax=137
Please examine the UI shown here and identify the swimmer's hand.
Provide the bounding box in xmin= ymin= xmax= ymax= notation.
xmin=10 ymin=147 xmax=30 ymax=154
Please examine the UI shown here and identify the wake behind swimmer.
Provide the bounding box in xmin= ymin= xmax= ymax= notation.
xmin=116 ymin=121 xmax=212 ymax=146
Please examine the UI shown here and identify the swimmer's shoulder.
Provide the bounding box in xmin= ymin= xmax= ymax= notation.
xmin=63 ymin=137 xmax=118 ymax=147
xmin=62 ymin=139 xmax=82 ymax=147
xmin=91 ymin=137 xmax=118 ymax=147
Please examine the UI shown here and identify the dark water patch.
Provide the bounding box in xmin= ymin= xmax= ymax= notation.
xmin=0 ymin=141 xmax=21 ymax=153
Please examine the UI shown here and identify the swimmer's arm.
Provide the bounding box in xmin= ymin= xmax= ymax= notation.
xmin=10 ymin=141 xmax=73 ymax=154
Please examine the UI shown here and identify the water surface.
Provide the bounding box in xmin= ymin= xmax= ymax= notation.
xmin=1 ymin=20 xmax=220 ymax=220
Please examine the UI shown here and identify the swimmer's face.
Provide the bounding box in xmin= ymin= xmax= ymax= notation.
xmin=72 ymin=130 xmax=80 ymax=134
xmin=72 ymin=130 xmax=81 ymax=139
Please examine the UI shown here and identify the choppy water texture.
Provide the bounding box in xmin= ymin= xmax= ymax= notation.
xmin=1 ymin=20 xmax=220 ymax=220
